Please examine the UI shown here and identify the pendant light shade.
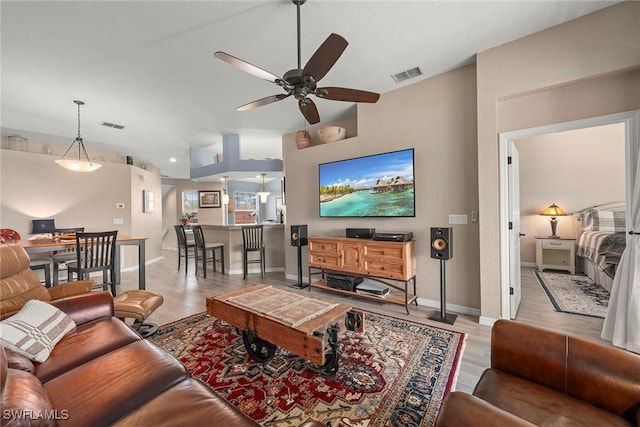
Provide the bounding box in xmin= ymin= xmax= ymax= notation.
xmin=55 ymin=100 xmax=102 ymax=172
xmin=257 ymin=173 xmax=270 ymax=203
xmin=222 ymin=176 xmax=230 ymax=205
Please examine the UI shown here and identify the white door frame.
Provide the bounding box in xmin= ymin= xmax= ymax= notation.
xmin=498 ymin=111 xmax=640 ymax=320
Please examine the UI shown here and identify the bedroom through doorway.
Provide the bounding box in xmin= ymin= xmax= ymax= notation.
xmin=499 ymin=110 xmax=639 ymax=338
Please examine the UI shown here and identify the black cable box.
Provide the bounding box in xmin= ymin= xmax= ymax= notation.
xmin=346 ymin=228 xmax=375 ymax=239
xmin=371 ymin=231 xmax=414 ymax=242
xmin=326 ymin=274 xmax=364 ymax=292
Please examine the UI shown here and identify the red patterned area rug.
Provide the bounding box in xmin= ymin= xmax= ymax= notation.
xmin=150 ymin=310 xmax=466 ymax=426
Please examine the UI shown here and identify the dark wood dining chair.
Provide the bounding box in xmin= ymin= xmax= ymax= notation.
xmin=241 ymin=224 xmax=265 ymax=280
xmin=51 ymin=227 xmax=85 ymax=285
xmin=192 ymin=225 xmax=224 ymax=278
xmin=66 ymin=231 xmax=118 ymax=296
xmin=174 ymin=224 xmax=196 ymax=274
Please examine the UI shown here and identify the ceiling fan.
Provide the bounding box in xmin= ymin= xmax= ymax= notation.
xmin=214 ymin=0 xmax=380 ymax=125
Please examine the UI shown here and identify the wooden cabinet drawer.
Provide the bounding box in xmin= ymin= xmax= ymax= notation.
xmin=364 ymin=260 xmax=404 ymax=278
xmin=363 ymin=244 xmax=404 ymax=261
xmin=309 ymin=253 xmax=340 ymax=269
xmin=308 ymin=240 xmax=339 ymax=255
xmin=541 ymin=239 xmax=572 ymax=250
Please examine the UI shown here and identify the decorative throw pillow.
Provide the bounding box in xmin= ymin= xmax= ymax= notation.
xmin=591 ymin=209 xmax=626 ymax=232
xmin=0 ymin=300 xmax=76 ymax=362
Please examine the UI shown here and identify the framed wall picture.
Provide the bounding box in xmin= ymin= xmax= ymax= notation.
xmin=199 ymin=190 xmax=221 ymax=208
xmin=143 ymin=190 xmax=154 ymax=213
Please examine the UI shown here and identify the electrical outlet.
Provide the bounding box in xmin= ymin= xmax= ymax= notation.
xmin=113 ymin=218 xmax=124 ymax=225
xmin=471 ymin=211 xmax=478 ymax=222
xmin=116 ymin=203 xmax=125 ymax=209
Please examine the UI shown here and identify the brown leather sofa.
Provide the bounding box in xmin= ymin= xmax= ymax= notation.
xmin=0 ymin=291 xmax=261 ymax=426
xmin=1 ymin=243 xmax=324 ymax=427
xmin=0 ymin=243 xmax=259 ymax=426
xmin=436 ymin=319 xmax=640 ymax=427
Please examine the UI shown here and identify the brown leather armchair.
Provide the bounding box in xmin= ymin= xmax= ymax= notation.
xmin=1 ymin=243 xmax=94 ymax=316
xmin=436 ymin=320 xmax=640 ymax=426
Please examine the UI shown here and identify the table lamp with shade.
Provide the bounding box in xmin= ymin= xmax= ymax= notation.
xmin=540 ymin=203 xmax=568 ymax=238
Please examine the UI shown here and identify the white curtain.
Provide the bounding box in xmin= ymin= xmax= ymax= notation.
xmin=602 ymin=151 xmax=640 ymax=353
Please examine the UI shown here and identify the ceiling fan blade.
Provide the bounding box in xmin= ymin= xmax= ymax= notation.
xmin=302 ymin=33 xmax=348 ymax=83
xmin=299 ymin=99 xmax=320 ymax=125
xmin=237 ymin=94 xmax=291 ymax=111
xmin=214 ymin=51 xmax=281 ymax=84
xmin=317 ymin=87 xmax=380 ymax=103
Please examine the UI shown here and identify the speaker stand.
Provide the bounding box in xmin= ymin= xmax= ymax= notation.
xmin=289 ymin=245 xmax=309 ymax=289
xmin=429 ymin=259 xmax=457 ymax=325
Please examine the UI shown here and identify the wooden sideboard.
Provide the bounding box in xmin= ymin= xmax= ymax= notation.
xmin=307 ymin=236 xmax=417 ymax=314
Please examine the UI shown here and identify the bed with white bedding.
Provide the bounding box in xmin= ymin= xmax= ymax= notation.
xmin=575 ymin=203 xmax=627 ymax=292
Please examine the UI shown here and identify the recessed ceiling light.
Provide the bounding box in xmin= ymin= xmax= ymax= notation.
xmin=169 ymin=158 xmax=177 ymax=163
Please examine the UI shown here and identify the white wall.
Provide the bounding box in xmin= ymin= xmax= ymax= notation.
xmin=515 ymin=123 xmax=626 ymax=264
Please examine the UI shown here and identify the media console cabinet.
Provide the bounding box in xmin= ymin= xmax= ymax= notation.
xmin=307 ymin=236 xmax=417 ymax=314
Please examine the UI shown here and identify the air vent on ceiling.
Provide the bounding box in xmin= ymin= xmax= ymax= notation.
xmin=391 ymin=66 xmax=423 ymax=84
xmin=101 ymin=122 xmax=125 ymax=130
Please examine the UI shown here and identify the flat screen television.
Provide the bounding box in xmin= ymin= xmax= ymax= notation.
xmin=319 ymin=148 xmax=415 ymax=217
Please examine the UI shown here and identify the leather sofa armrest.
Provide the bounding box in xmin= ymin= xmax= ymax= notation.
xmin=49 ymin=291 xmax=114 ymax=326
xmin=435 ymin=392 xmax=538 ymax=427
xmin=47 ymin=280 xmax=94 ymax=300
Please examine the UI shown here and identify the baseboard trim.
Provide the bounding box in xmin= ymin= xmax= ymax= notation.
xmin=479 ymin=316 xmax=498 ymax=326
xmin=416 ymin=297 xmax=480 ymax=317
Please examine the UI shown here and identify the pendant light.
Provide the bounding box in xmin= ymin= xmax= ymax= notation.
xmin=55 ymin=100 xmax=102 ymax=172
xmin=257 ymin=173 xmax=270 ymax=203
xmin=222 ymin=176 xmax=230 ymax=205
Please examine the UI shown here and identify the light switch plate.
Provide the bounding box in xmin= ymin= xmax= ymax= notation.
xmin=448 ymin=214 xmax=468 ymax=225
xmin=113 ymin=218 xmax=124 ymax=225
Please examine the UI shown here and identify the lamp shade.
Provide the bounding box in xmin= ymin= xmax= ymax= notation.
xmin=540 ymin=204 xmax=566 ymax=217
xmin=55 ymin=158 xmax=102 ymax=172
xmin=31 ymin=219 xmax=55 ymax=234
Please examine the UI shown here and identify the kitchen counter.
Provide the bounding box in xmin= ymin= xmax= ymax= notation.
xmin=199 ymin=224 xmax=285 ymax=275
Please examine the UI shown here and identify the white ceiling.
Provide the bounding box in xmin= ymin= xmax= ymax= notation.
xmin=1 ymin=0 xmax=618 ymax=179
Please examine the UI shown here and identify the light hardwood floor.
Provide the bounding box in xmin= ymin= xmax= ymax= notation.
xmin=117 ymin=252 xmax=609 ymax=394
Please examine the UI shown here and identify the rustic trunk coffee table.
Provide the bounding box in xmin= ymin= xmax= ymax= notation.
xmin=206 ymin=284 xmax=357 ymax=375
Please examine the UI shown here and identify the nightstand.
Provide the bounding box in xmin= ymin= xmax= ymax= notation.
xmin=535 ymin=237 xmax=576 ymax=274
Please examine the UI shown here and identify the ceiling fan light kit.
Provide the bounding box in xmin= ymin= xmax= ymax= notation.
xmin=214 ymin=0 xmax=379 ymax=125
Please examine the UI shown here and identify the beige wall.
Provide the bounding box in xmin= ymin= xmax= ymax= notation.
xmin=515 ymin=123 xmax=626 ymax=264
xmin=283 ymin=65 xmax=481 ymax=313
xmin=160 ymin=178 xmax=225 ymax=250
xmin=477 ymin=1 xmax=640 ymax=321
xmin=0 ymin=147 xmax=162 ymax=268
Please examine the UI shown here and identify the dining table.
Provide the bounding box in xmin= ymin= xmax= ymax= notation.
xmin=20 ymin=235 xmax=148 ymax=291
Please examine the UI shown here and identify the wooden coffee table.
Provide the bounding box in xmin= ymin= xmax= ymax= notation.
xmin=206 ymin=284 xmax=356 ymax=375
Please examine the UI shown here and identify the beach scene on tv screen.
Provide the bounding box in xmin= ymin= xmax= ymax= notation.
xmin=319 ymin=149 xmax=415 ymax=217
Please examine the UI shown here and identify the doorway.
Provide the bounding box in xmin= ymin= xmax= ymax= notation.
xmin=499 ymin=110 xmax=640 ymax=320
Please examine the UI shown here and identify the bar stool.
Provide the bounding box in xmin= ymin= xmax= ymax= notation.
xmin=192 ymin=225 xmax=224 ymax=277
xmin=241 ymin=224 xmax=265 ymax=280
xmin=174 ymin=225 xmax=196 ymax=274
